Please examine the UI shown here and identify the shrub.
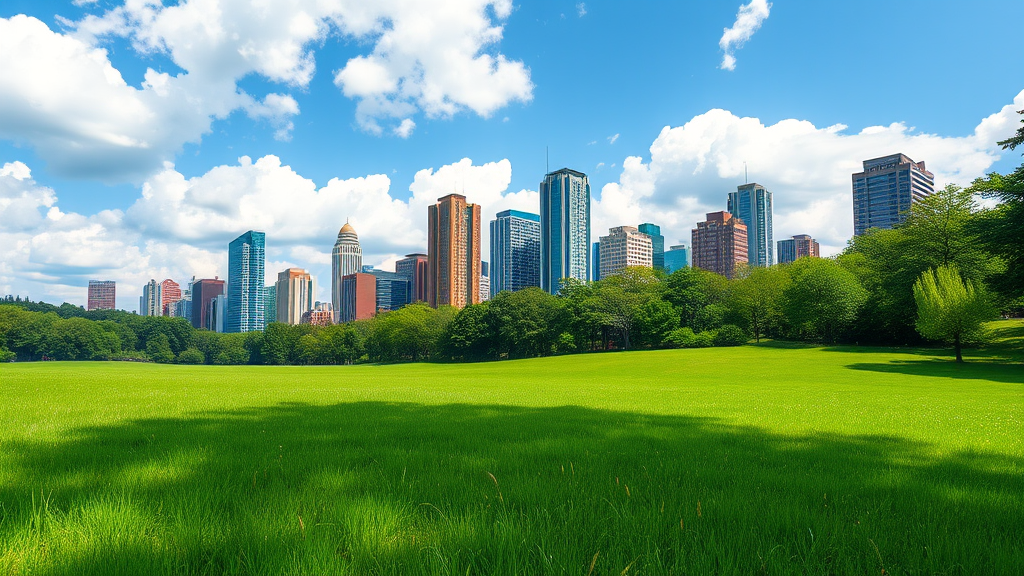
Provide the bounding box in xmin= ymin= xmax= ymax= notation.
xmin=663 ymin=327 xmax=695 ymax=348
xmin=691 ymin=331 xmax=716 ymax=348
xmin=0 ymin=347 xmax=15 ymax=362
xmin=177 ymin=347 xmax=206 ymax=365
xmin=714 ymin=324 xmax=749 ymax=347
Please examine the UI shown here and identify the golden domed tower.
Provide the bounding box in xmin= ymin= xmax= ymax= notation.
xmin=332 ymin=220 xmax=362 ymax=323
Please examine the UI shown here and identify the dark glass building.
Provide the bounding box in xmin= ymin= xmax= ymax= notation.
xmin=540 ymin=168 xmax=590 ymax=293
xmin=370 ymin=269 xmax=411 ymax=312
xmin=190 ymin=278 xmax=225 ymax=330
xmin=489 ymin=209 xmax=541 ymax=297
xmin=638 ymin=223 xmax=665 ymax=270
xmin=852 ymin=153 xmax=934 ymax=236
xmin=226 ymin=230 xmax=266 ymax=333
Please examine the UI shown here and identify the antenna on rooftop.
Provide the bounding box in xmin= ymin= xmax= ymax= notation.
xmin=744 ymin=161 xmax=748 ymax=184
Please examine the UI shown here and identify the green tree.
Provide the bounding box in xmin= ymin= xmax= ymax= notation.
xmin=487 ymin=288 xmax=565 ymax=358
xmin=176 ymin=347 xmax=205 ymax=364
xmin=913 ymin=265 xmax=996 ymax=363
xmin=593 ymin=267 xmax=666 ymax=350
xmin=784 ymin=258 xmax=868 ymax=344
xmin=145 ymin=333 xmax=175 ymax=363
xmin=664 ymin=267 xmax=728 ymax=332
xmin=445 ymin=303 xmax=493 ymax=361
xmin=727 ymin=266 xmax=789 ymax=342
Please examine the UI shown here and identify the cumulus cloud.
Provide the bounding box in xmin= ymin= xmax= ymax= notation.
xmin=719 ymin=0 xmax=771 ymax=71
xmin=393 ymin=119 xmax=416 ymax=139
xmin=0 ymin=1 xmax=531 ymax=181
xmin=592 ymin=89 xmax=1024 ymax=255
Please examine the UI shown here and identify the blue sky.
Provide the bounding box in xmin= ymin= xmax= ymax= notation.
xmin=1 ymin=0 xmax=1022 ymax=309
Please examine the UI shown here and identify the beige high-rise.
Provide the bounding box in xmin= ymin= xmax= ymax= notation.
xmin=275 ymin=268 xmax=315 ymax=325
xmin=598 ymin=226 xmax=653 ymax=280
xmin=427 ymin=194 xmax=481 ymax=309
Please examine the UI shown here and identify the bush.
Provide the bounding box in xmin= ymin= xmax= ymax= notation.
xmin=691 ymin=331 xmax=716 ymax=348
xmin=214 ymin=346 xmax=250 ymax=365
xmin=714 ymin=324 xmax=748 ymax=347
xmin=177 ymin=347 xmax=205 ymax=365
xmin=0 ymin=347 xmax=15 ymax=362
xmin=663 ymin=327 xmax=716 ymax=349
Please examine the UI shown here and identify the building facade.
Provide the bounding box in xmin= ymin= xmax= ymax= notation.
xmin=301 ymin=302 xmax=334 ymax=327
xmin=691 ymin=212 xmax=748 ymax=279
xmin=489 ymin=209 xmax=541 ymax=297
xmin=427 ymin=193 xmax=482 ymax=309
xmin=87 ymin=280 xmax=116 ymax=311
xmin=540 ymin=168 xmax=590 ymax=293
xmin=190 ymin=278 xmax=225 ymax=330
xmin=211 ymin=294 xmax=227 ymax=333
xmin=638 ymin=223 xmax=665 ymax=270
xmin=160 ymin=279 xmax=181 ymax=316
xmin=275 ymin=268 xmax=316 ymax=325
xmin=480 ymin=261 xmax=490 ymax=302
xmin=369 ymin=269 xmax=411 ymax=312
xmin=727 ymin=183 xmax=773 ymax=267
xmin=227 ymin=230 xmax=266 ymax=333
xmin=777 ymin=234 xmax=821 ymax=264
xmin=852 ymin=153 xmax=934 ymax=236
xmin=140 ymin=279 xmax=161 ymax=316
xmin=664 ymin=244 xmax=690 ymax=273
xmin=591 ymin=242 xmax=601 ymax=282
xmin=395 ymin=253 xmax=428 ymax=303
xmin=263 ymin=286 xmax=276 ymax=326
xmin=598 ymin=226 xmax=653 ymax=280
xmin=332 ymin=222 xmax=362 ymax=323
xmin=341 ymin=273 xmax=376 ymax=322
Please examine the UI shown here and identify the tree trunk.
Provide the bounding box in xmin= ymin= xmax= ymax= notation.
xmin=954 ymin=334 xmax=963 ymax=363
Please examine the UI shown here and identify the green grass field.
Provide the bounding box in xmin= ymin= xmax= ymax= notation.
xmin=1 ymin=321 xmax=1022 ymax=575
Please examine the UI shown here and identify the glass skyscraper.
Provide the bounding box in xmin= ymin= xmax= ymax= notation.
xmin=540 ymin=168 xmax=590 ymax=293
xmin=664 ymin=244 xmax=690 ymax=273
xmin=852 ymin=153 xmax=934 ymax=236
xmin=227 ymin=230 xmax=265 ymax=333
xmin=637 ymin=223 xmax=665 ymax=270
xmin=369 ymin=269 xmax=411 ymax=312
xmin=489 ymin=209 xmax=541 ymax=296
xmin=727 ymin=183 xmax=774 ymax=267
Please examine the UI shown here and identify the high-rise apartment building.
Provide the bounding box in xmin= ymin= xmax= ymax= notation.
xmin=638 ymin=223 xmax=665 ymax=270
xmin=727 ymin=183 xmax=773 ymax=267
xmin=87 ymin=280 xmax=116 ymax=311
xmin=427 ymin=193 xmax=481 ymax=309
xmin=369 ymin=269 xmax=411 ymax=312
xmin=852 ymin=153 xmax=934 ymax=236
xmin=160 ymin=279 xmax=181 ymax=316
xmin=301 ymin=302 xmax=334 ymax=327
xmin=263 ymin=286 xmax=276 ymax=326
xmin=489 ymin=209 xmax=541 ymax=296
xmin=332 ymin=222 xmax=362 ymax=323
xmin=341 ymin=273 xmax=376 ymax=322
xmin=395 ymin=253 xmax=428 ymax=303
xmin=140 ymin=279 xmax=161 ymax=316
xmin=190 ymin=278 xmax=225 ymax=330
xmin=173 ymin=286 xmax=192 ymax=319
xmin=540 ymin=168 xmax=590 ymax=293
xmin=777 ymin=234 xmax=821 ymax=264
xmin=227 ymin=230 xmax=266 ymax=333
xmin=598 ymin=226 xmax=653 ymax=280
xmin=664 ymin=244 xmax=690 ymax=273
xmin=275 ymin=268 xmax=315 ymax=325
xmin=692 ymin=211 xmax=748 ymax=279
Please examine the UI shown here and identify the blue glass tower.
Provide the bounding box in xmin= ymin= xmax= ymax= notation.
xmin=852 ymin=153 xmax=934 ymax=236
xmin=638 ymin=223 xmax=665 ymax=270
xmin=369 ymin=269 xmax=411 ymax=312
xmin=664 ymin=244 xmax=690 ymax=273
xmin=489 ymin=209 xmax=540 ymax=297
xmin=227 ymin=230 xmax=265 ymax=333
xmin=540 ymin=168 xmax=590 ymax=294
xmin=727 ymin=183 xmax=774 ymax=267
xmin=591 ymin=242 xmax=601 ymax=282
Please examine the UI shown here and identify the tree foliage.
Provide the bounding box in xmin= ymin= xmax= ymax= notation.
xmin=913 ymin=265 xmax=996 ymax=362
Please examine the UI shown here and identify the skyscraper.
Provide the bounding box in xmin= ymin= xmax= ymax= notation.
xmin=227 ymin=230 xmax=266 ymax=333
xmin=489 ymin=209 xmax=541 ymax=296
xmin=395 ymin=253 xmax=429 ymax=303
xmin=638 ymin=223 xmax=665 ymax=270
xmin=160 ymin=279 xmax=181 ymax=316
xmin=369 ymin=269 xmax=411 ymax=312
xmin=190 ymin=278 xmax=225 ymax=330
xmin=427 ymin=193 xmax=481 ymax=309
xmin=727 ymin=183 xmax=773 ymax=267
xmin=275 ymin=268 xmax=315 ymax=325
xmin=479 ymin=261 xmax=490 ymax=302
xmin=332 ymin=221 xmax=362 ymax=323
xmin=664 ymin=244 xmax=690 ymax=273
xmin=540 ymin=168 xmax=590 ymax=293
xmin=777 ymin=234 xmax=821 ymax=264
xmin=87 ymin=280 xmax=116 ymax=311
xmin=140 ymin=279 xmax=161 ymax=316
xmin=591 ymin=242 xmax=601 ymax=282
xmin=263 ymin=286 xmax=276 ymax=326
xmin=692 ymin=211 xmax=748 ymax=279
xmin=341 ymin=273 xmax=376 ymax=322
xmin=852 ymin=153 xmax=934 ymax=236
xmin=598 ymin=226 xmax=653 ymax=280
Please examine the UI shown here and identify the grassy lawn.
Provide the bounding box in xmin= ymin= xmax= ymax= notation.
xmin=1 ymin=321 xmax=1021 ymax=575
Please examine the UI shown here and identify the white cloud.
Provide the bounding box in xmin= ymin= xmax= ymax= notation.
xmin=393 ymin=119 xmax=416 ymax=139
xmin=593 ymin=89 xmax=1024 ymax=255
xmin=0 ymin=1 xmax=531 ymax=181
xmin=719 ymin=0 xmax=771 ymax=71
xmin=576 ymin=3 xmax=587 ymax=17
xmin=608 ymin=133 xmax=620 ymax=144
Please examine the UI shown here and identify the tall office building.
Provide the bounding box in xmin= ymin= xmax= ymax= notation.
xmin=427 ymin=193 xmax=482 ymax=309
xmin=190 ymin=278 xmax=225 ymax=330
xmin=777 ymin=234 xmax=821 ymax=264
xmin=540 ymin=168 xmax=590 ymax=293
xmin=664 ymin=244 xmax=690 ymax=273
xmin=87 ymin=280 xmax=116 ymax=311
xmin=489 ymin=209 xmax=541 ymax=296
xmin=852 ymin=153 xmax=934 ymax=236
xmin=160 ymin=279 xmax=181 ymax=316
xmin=598 ymin=226 xmax=653 ymax=280
xmin=263 ymin=286 xmax=276 ymax=326
xmin=341 ymin=273 xmax=376 ymax=322
xmin=369 ymin=269 xmax=411 ymax=312
xmin=227 ymin=230 xmax=266 ymax=333
xmin=140 ymin=279 xmax=161 ymax=316
xmin=332 ymin=222 xmax=362 ymax=323
xmin=211 ymin=294 xmax=227 ymax=333
xmin=275 ymin=268 xmax=316 ymax=325
xmin=591 ymin=242 xmax=601 ymax=282
xmin=638 ymin=223 xmax=665 ymax=270
xmin=395 ymin=253 xmax=428 ymax=303
xmin=692 ymin=211 xmax=748 ymax=279
xmin=727 ymin=183 xmax=774 ymax=267
xmin=174 ymin=286 xmax=192 ymax=319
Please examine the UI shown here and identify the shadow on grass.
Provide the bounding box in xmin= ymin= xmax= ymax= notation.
xmin=846 ymin=359 xmax=1024 ymax=384
xmin=1 ymin=402 xmax=1022 ymax=575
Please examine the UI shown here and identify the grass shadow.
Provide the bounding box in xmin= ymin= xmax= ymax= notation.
xmin=1 ymin=402 xmax=1022 ymax=575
